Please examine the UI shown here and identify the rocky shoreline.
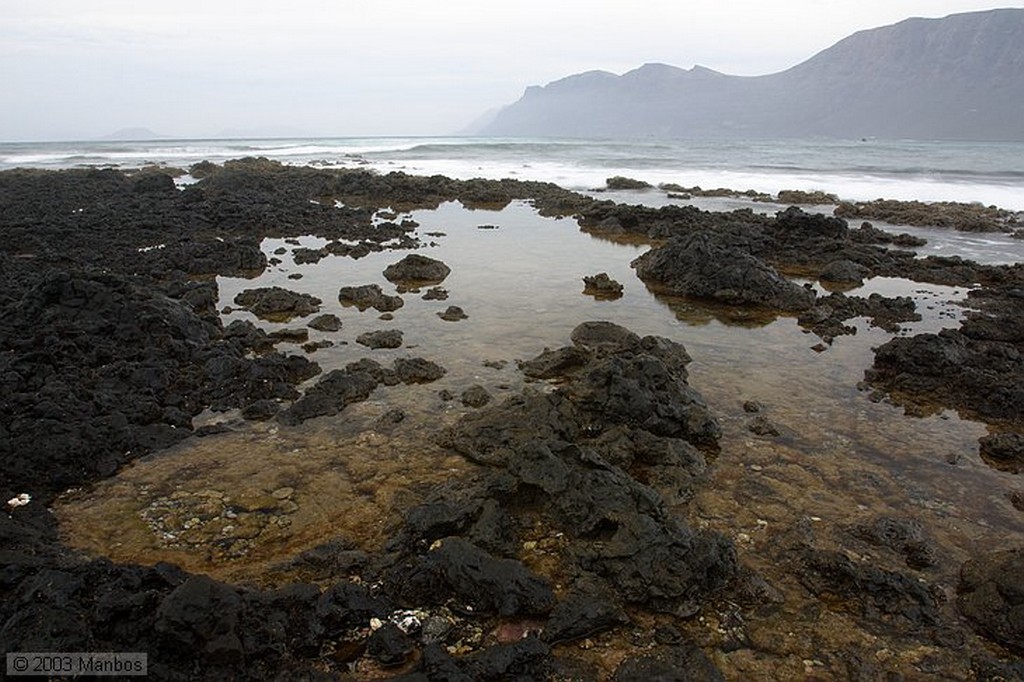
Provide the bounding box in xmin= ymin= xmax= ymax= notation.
xmin=1 ymin=161 xmax=1022 ymax=680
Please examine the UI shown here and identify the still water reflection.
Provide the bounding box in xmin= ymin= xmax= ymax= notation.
xmin=56 ymin=200 xmax=1022 ymax=585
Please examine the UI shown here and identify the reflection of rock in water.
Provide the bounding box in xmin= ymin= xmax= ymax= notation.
xmin=644 ymin=284 xmax=784 ymax=328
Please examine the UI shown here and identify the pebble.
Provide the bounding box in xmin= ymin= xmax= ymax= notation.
xmin=271 ymin=487 xmax=294 ymax=500
xmin=195 ymin=489 xmax=224 ymax=498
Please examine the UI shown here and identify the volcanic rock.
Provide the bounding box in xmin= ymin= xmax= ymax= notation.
xmin=820 ymin=259 xmax=872 ymax=284
xmin=388 ymin=537 xmax=555 ymax=616
xmin=383 ymin=254 xmax=451 ymax=288
xmin=338 ymin=284 xmax=404 ymax=313
xmin=612 ymin=645 xmax=724 ymax=682
xmin=277 ymin=368 xmax=378 ymax=426
xmin=437 ymin=305 xmax=468 ymax=321
xmin=582 ymin=272 xmax=625 ymax=299
xmin=632 ymin=231 xmax=816 ymax=311
xmin=461 ymin=385 xmax=492 ymax=408
xmin=232 ymin=287 xmax=321 ymax=321
xmin=393 ymin=357 xmax=446 ymax=384
xmin=958 ymin=548 xmax=1024 ymax=652
xmin=307 ymin=313 xmax=342 ymax=332
xmin=356 ymin=329 xmax=403 ymax=349
xmin=978 ymin=432 xmax=1024 ymax=474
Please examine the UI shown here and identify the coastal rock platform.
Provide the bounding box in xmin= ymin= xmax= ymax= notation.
xmin=2 ymin=161 xmax=1022 ymax=680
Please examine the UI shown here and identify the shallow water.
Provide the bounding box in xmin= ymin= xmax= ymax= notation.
xmin=58 ymin=199 xmax=1021 ymax=568
xmin=55 ymin=200 xmax=1024 ymax=676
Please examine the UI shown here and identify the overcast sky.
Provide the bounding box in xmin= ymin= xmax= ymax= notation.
xmin=2 ymin=1 xmax=1020 ymax=140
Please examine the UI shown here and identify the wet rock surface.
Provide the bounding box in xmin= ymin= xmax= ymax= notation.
xmin=582 ymin=271 xmax=624 ymax=300
xmin=357 ymin=329 xmax=404 ymax=349
xmin=798 ymin=292 xmax=921 ymax=343
xmin=978 ymin=432 xmax=1024 ymax=473
xmin=383 ymin=253 xmax=451 ymax=290
xmin=233 ymin=286 xmax=321 ymax=321
xmin=437 ymin=305 xmax=468 ymax=321
xmin=835 ymin=198 xmax=1020 ymax=232
xmin=958 ymin=548 xmax=1024 ymax=653
xmin=440 ymin=322 xmax=734 ymax=615
xmin=612 ymin=644 xmax=725 ymax=681
xmin=306 ymin=313 xmax=342 ymax=332
xmin=338 ymin=283 xmax=405 ymax=313
xmin=277 ymin=357 xmax=446 ymax=426
xmin=865 ymin=284 xmax=1024 ymax=429
xmin=460 ymin=385 xmax=492 ymax=408
xmin=3 ymin=162 xmax=1024 ymax=679
xmin=632 ymin=230 xmax=817 ymax=312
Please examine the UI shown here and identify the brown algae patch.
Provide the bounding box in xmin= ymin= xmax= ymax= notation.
xmin=54 ymin=420 xmax=472 ymax=584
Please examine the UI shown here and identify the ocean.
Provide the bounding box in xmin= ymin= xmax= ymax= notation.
xmin=2 ymin=136 xmax=1024 ymax=211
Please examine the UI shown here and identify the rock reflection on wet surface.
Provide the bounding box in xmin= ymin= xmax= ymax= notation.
xmin=55 ymin=199 xmax=1023 ymax=678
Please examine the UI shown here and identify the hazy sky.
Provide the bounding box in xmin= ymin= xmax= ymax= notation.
xmin=2 ymin=1 xmax=1020 ymax=140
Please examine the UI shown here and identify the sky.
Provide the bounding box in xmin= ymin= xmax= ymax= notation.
xmin=2 ymin=1 xmax=1021 ymax=141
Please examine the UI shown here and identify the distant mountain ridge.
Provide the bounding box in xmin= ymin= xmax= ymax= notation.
xmin=476 ymin=8 xmax=1024 ymax=141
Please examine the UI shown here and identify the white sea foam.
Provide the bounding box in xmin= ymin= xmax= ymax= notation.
xmin=2 ymin=136 xmax=1023 ymax=211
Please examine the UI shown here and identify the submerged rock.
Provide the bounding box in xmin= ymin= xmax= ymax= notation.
xmin=797 ymin=547 xmax=943 ymax=635
xmin=978 ymin=432 xmax=1024 ymax=474
xmin=612 ymin=645 xmax=725 ymax=682
xmin=847 ymin=516 xmax=938 ymax=570
xmin=461 ymin=385 xmax=492 ymax=408
xmin=268 ymin=327 xmax=309 ymax=344
xmin=958 ymin=548 xmax=1024 ymax=652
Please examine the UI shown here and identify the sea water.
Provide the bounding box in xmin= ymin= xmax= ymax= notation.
xmin=2 ymin=136 xmax=1024 ymax=210
xmin=55 ymin=198 xmax=1017 ymax=584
